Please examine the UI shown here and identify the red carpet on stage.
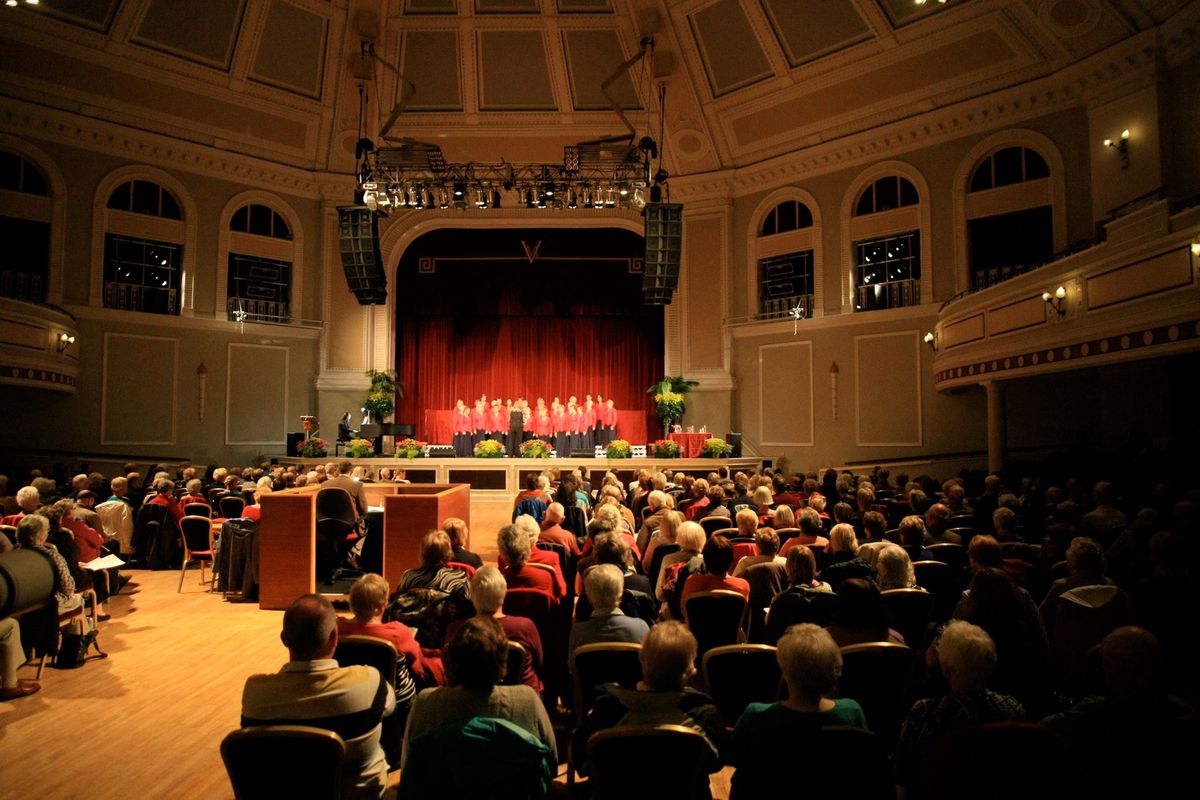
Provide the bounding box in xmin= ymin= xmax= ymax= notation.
xmin=394 ymin=228 xmax=663 ymax=443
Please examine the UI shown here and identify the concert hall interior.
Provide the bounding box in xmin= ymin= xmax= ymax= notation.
xmin=1 ymin=0 xmax=1199 ymax=798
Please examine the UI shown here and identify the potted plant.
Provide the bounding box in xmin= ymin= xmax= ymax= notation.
xmin=520 ymin=438 xmax=552 ymax=459
xmin=395 ymin=437 xmax=426 ymax=459
xmin=345 ymin=438 xmax=374 ymax=459
xmin=363 ymin=369 xmax=402 ymax=422
xmin=473 ymin=439 xmax=505 ymax=458
xmin=700 ymin=437 xmax=731 ymax=458
xmin=652 ymin=438 xmax=681 ymax=458
xmin=606 ymin=439 xmax=633 ymax=459
xmin=648 ymin=375 xmax=699 ymax=435
xmin=297 ymin=437 xmax=328 ymax=458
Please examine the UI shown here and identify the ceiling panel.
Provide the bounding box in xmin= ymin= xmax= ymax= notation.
xmin=876 ymin=0 xmax=949 ymax=27
xmin=249 ymin=0 xmax=329 ymax=98
xmin=689 ymin=0 xmax=774 ymax=97
xmin=477 ymin=30 xmax=557 ymax=110
xmin=557 ymin=0 xmax=614 ymax=12
xmin=760 ymin=0 xmax=873 ymax=67
xmin=475 ymin=0 xmax=540 ymax=13
xmin=401 ymin=30 xmax=463 ymax=111
xmin=133 ymin=0 xmax=244 ymax=70
xmin=404 ymin=0 xmax=457 ymax=12
xmin=37 ymin=0 xmax=121 ymax=32
xmin=561 ymin=29 xmax=639 ymax=110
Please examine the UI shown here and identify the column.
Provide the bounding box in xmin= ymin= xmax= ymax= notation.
xmin=984 ymin=380 xmax=1006 ymax=475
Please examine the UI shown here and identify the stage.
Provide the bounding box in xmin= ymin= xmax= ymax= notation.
xmin=277 ymin=456 xmax=765 ymax=495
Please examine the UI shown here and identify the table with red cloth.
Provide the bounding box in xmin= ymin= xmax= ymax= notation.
xmin=421 ymin=409 xmax=648 ymax=448
xmin=669 ymin=432 xmax=711 ymax=458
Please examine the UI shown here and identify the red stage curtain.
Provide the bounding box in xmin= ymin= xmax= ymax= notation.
xmin=393 ymin=228 xmax=663 ymax=440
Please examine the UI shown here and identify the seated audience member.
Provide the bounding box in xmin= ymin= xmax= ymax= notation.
xmin=818 ymin=524 xmax=877 ymax=589
xmin=693 ymin=487 xmax=730 ymax=523
xmin=339 ymin=574 xmax=426 ymax=704
xmin=732 ymin=624 xmax=867 ymax=795
xmin=0 ymin=485 xmax=40 ymax=526
xmin=779 ymin=508 xmax=829 ymax=556
xmin=574 ymin=621 xmax=727 ymax=794
xmin=1080 ymin=481 xmax=1129 ymax=543
xmin=512 ymin=514 xmax=568 ymax=590
xmin=441 ymin=517 xmax=482 ymax=569
xmin=860 ymin=510 xmax=887 ymax=543
xmin=807 ymin=492 xmax=830 ymax=520
xmin=681 ymin=479 xmax=711 ymax=521
xmin=589 ymin=504 xmax=640 ymax=560
xmin=766 ymin=546 xmax=835 ymax=644
xmin=569 ymin=564 xmax=650 ymax=664
xmin=1038 ymin=536 xmax=1113 ymax=632
xmin=180 ymin=479 xmax=207 ymax=505
xmin=770 ymin=504 xmax=796 ymax=531
xmin=992 ymin=506 xmax=1022 ymax=542
xmin=967 ymin=534 xmax=1003 ymax=573
xmin=636 ymin=489 xmax=671 ymax=552
xmin=899 ymin=515 xmax=934 ymax=561
xmin=680 ymin=535 xmax=750 ymax=609
xmin=449 ymin=566 xmax=544 ymax=694
xmin=401 ymin=618 xmax=556 ymax=773
xmin=242 ymin=594 xmax=395 ymax=800
xmin=18 ymin=513 xmax=82 ymax=613
xmin=392 ymin=530 xmax=473 ymax=646
xmin=399 ymin=530 xmax=471 ymax=596
xmin=575 ymin=534 xmax=657 ymax=628
xmin=538 ymin=503 xmax=581 ymax=556
xmin=148 ymin=479 xmax=184 ymax=524
xmin=895 ymin=621 xmax=1025 ymax=793
xmin=240 ymin=481 xmax=272 ymax=522
xmin=875 ymin=543 xmax=921 ymax=592
xmin=953 ymin=567 xmax=1051 ymax=716
xmin=731 ymin=508 xmax=758 ymax=540
xmin=732 ymin=527 xmax=786 ymax=578
xmin=655 ymin=522 xmax=706 ymax=602
xmin=498 ymin=523 xmax=564 ymax=601
xmin=944 ymin=482 xmax=973 ymax=517
xmin=1041 ymin=626 xmax=1196 ymax=799
xmin=642 ymin=509 xmax=683 ymax=583
xmin=825 ymin=578 xmax=904 ymax=647
xmin=1 ymin=616 xmax=40 ymax=699
xmin=925 ymin=503 xmax=958 ymax=544
xmin=752 ymin=485 xmax=775 ymax=525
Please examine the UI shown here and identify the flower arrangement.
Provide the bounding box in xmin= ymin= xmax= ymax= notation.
xmin=652 ymin=438 xmax=681 ymax=458
xmin=520 ymin=438 xmax=552 ymax=459
xmin=395 ymin=437 xmax=426 ymax=459
xmin=474 ymin=439 xmax=506 ymax=458
xmin=345 ymin=438 xmax=374 ymax=459
xmin=363 ymin=370 xmax=401 ymax=421
xmin=606 ymin=439 xmax=633 ymax=459
xmin=297 ymin=437 xmax=328 ymax=458
xmin=653 ymin=391 xmax=685 ymax=430
xmin=700 ymin=437 xmax=731 ymax=458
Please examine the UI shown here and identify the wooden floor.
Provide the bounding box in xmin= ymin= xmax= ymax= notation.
xmin=0 ymin=496 xmax=733 ymax=799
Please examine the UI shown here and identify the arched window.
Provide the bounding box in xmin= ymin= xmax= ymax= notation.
xmin=756 ymin=199 xmax=816 ymax=319
xmin=225 ymin=202 xmax=295 ymax=323
xmin=851 ymin=175 xmax=922 ymax=312
xmin=966 ymin=145 xmax=1054 ymax=289
xmin=0 ymin=151 xmax=51 ymax=303
xmin=103 ymin=179 xmax=185 ymax=315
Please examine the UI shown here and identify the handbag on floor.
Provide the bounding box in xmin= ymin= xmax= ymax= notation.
xmin=54 ymin=619 xmax=107 ymax=669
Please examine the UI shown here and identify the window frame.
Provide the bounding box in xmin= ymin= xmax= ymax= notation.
xmin=746 ymin=188 xmax=823 ymax=321
xmin=217 ymin=191 xmax=303 ymax=326
xmin=0 ymin=136 xmax=65 ymax=305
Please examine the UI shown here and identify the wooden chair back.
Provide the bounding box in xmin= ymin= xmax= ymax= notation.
xmin=221 ymin=725 xmax=344 ymax=800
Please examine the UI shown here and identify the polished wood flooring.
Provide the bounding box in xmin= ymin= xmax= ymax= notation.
xmin=0 ymin=496 xmax=733 ymax=799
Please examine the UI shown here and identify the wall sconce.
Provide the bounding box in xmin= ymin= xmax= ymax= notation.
xmin=1042 ymin=285 xmax=1066 ymax=318
xmin=1191 ymin=241 xmax=1200 ymax=257
xmin=1103 ymin=129 xmax=1130 ymax=169
xmin=56 ymin=332 xmax=75 ymax=353
xmin=923 ymin=331 xmax=937 ymax=352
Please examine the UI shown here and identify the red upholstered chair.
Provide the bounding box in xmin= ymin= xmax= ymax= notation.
xmin=880 ymin=588 xmax=934 ymax=650
xmin=683 ymin=590 xmax=747 ymax=660
xmin=568 ymin=642 xmax=643 ymax=787
xmin=221 ymin=725 xmax=345 ymax=800
xmin=701 ymin=644 xmax=781 ymax=724
xmin=178 ymin=514 xmax=216 ymax=592
xmin=774 ymin=527 xmax=802 ymax=545
xmin=183 ymin=502 xmax=212 ymax=518
xmin=839 ymin=642 xmax=918 ymax=748
xmin=730 ymin=542 xmax=758 ymax=570
xmin=218 ymin=495 xmax=246 ymax=519
xmin=446 ymin=561 xmax=476 ymax=578
xmin=588 ymin=725 xmax=711 ymax=800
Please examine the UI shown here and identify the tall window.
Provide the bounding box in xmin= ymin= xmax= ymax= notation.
xmin=756 ymin=199 xmax=815 ymax=319
xmin=226 ymin=203 xmax=293 ymax=323
xmin=852 ymin=176 xmax=921 ymax=312
xmin=966 ymin=146 xmax=1054 ymax=290
xmin=103 ymin=179 xmax=184 ymax=315
xmin=0 ymin=151 xmax=51 ymax=303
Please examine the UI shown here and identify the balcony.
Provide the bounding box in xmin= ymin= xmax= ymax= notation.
xmin=0 ymin=297 xmax=80 ymax=393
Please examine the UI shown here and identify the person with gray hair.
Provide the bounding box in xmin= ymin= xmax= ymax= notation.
xmin=456 ymin=566 xmax=544 ymax=692
xmin=538 ymin=502 xmax=581 ymax=555
xmin=875 ymin=543 xmax=920 ymax=591
xmin=242 ymin=593 xmax=395 ymax=800
xmin=895 ymin=621 xmax=1024 ymax=792
xmin=568 ymin=563 xmax=649 ymax=666
xmin=17 ymin=514 xmax=81 ymax=613
xmin=779 ymin=506 xmax=828 ymax=555
xmin=498 ymin=523 xmax=565 ymax=600
xmin=1038 ymin=535 xmax=1114 ymax=632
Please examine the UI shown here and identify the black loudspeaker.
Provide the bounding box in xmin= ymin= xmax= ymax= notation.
xmin=337 ymin=205 xmax=388 ymax=305
xmin=726 ymin=432 xmax=742 ymax=458
xmin=286 ymin=432 xmax=305 ymax=457
xmin=643 ymin=203 xmax=683 ymax=305
xmin=571 ymin=449 xmax=596 ymax=458
xmin=426 ymin=445 xmax=454 ymax=457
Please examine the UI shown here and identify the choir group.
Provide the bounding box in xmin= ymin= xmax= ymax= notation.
xmin=450 ymin=394 xmax=620 ymax=457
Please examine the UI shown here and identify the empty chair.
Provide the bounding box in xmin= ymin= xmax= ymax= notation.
xmin=177 ymin=515 xmax=216 ymax=592
xmin=684 ymin=590 xmax=747 ymax=660
xmin=589 ymin=724 xmax=713 ymax=800
xmin=839 ymin=642 xmax=918 ymax=748
xmin=182 ymin=502 xmax=212 ymax=518
xmin=221 ymin=725 xmax=345 ymax=800
xmin=881 ymin=588 xmax=934 ymax=650
xmin=701 ymin=644 xmax=781 ymax=724
xmin=218 ymin=495 xmax=246 ymax=519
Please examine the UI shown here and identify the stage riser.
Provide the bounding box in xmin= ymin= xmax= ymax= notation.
xmin=277 ymin=457 xmax=764 ymax=495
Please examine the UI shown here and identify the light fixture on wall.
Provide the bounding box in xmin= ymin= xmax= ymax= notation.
xmin=5 ymin=1 xmax=42 ymax=8
xmin=1042 ymin=285 xmax=1066 ymax=318
xmin=1103 ymin=129 xmax=1130 ymax=169
xmin=56 ymin=332 xmax=75 ymax=353
xmin=923 ymin=331 xmax=937 ymax=352
xmin=1190 ymin=241 xmax=1200 ymax=257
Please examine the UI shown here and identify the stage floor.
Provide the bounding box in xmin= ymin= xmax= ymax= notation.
xmin=277 ymin=456 xmax=764 ymax=494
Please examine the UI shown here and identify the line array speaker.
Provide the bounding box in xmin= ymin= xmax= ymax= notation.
xmin=337 ymin=205 xmax=388 ymax=305
xmin=642 ymin=202 xmax=683 ymax=305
